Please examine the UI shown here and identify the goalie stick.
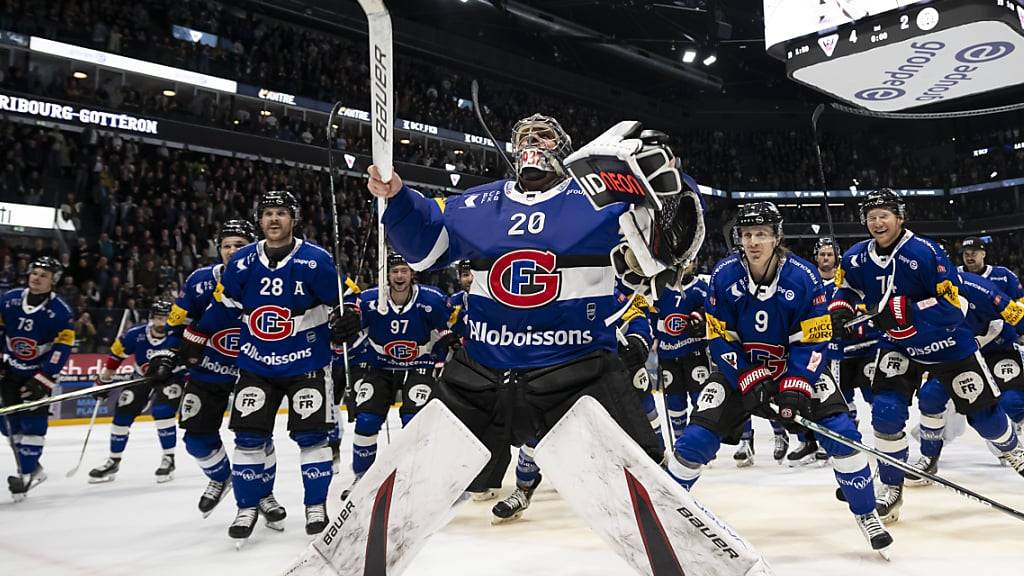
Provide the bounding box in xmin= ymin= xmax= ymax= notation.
xmin=0 ymin=376 xmax=151 ymax=417
xmin=358 ymin=0 xmax=393 ymax=315
xmin=470 ymin=80 xmax=517 ymax=177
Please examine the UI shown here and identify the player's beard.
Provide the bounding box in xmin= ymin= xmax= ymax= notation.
xmin=518 ymin=168 xmax=560 ymax=192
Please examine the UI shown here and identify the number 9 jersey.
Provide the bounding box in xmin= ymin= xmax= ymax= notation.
xmin=704 ymin=252 xmax=832 ymax=392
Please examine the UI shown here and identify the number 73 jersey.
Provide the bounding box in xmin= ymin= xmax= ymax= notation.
xmin=704 ymin=253 xmax=832 ymax=393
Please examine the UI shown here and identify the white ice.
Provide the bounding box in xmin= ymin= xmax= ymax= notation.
xmin=2 ymin=404 xmax=1023 ymax=576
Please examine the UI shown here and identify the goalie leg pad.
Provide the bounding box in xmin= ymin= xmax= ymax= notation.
xmin=280 ymin=400 xmax=490 ymax=576
xmin=534 ymin=396 xmax=774 ymax=576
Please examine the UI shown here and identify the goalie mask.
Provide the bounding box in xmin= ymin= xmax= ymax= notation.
xmin=512 ymin=114 xmax=573 ymax=186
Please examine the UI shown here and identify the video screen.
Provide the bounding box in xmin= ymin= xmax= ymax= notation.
xmin=764 ymin=0 xmax=932 ymax=49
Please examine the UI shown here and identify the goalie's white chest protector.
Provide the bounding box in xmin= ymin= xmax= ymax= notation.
xmin=442 ymin=177 xmax=629 ymax=369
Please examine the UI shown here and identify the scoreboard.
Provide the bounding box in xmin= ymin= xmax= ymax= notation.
xmin=764 ymin=0 xmax=1024 ymax=111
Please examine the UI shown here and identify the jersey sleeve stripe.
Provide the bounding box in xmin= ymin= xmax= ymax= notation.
xmin=408 ymin=227 xmax=450 ymax=272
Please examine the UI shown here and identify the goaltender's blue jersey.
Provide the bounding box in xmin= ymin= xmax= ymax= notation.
xmin=0 ymin=289 xmax=75 ymax=377
xmin=357 ymin=284 xmax=452 ymax=369
xmin=188 ymin=297 xmax=242 ymax=384
xmin=835 ymin=230 xmax=975 ymax=364
xmin=110 ymin=322 xmax=174 ymax=377
xmin=653 ymin=275 xmax=708 ymax=359
xmin=218 ymin=239 xmax=340 ymax=378
xmin=382 ymin=177 xmax=657 ymax=369
xmin=959 ymin=271 xmax=1024 ymax=354
xmin=705 ymin=253 xmax=832 ymax=392
xmin=166 ymin=264 xmax=221 ymax=349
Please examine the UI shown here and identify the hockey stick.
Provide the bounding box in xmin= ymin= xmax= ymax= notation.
xmin=326 ymin=101 xmax=355 ymax=418
xmin=793 ymin=413 xmax=1024 ymax=523
xmin=357 ymin=0 xmax=393 ymax=315
xmin=0 ymin=377 xmax=151 ymax=417
xmin=656 ymin=359 xmax=674 ymax=445
xmin=470 ymin=80 xmax=516 ymax=177
xmin=65 ymin=398 xmax=101 ymax=478
xmin=810 ymin=104 xmax=839 ymax=249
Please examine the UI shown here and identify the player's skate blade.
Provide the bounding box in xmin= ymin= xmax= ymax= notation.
xmin=305 ymin=503 xmax=328 ymax=535
xmin=155 ymin=454 xmax=175 ymax=483
xmin=468 ymin=488 xmax=498 ymax=502
xmin=786 ymin=440 xmax=819 ymax=467
xmin=229 ymin=507 xmax=258 ymax=546
xmin=733 ymin=440 xmax=754 ymax=468
xmin=855 ymin=511 xmax=893 ymax=560
xmin=904 ymin=455 xmax=938 ymax=487
xmin=88 ymin=457 xmax=120 ymax=484
xmin=8 ymin=465 xmax=47 ymax=502
xmin=200 ymin=479 xmax=233 ymax=518
xmin=259 ymin=494 xmax=287 ymax=531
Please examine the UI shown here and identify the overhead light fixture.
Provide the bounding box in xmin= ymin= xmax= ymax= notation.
xmin=400 ymin=138 xmax=411 ymax=144
xmin=991 ymin=171 xmax=999 ymax=178
xmin=260 ymin=109 xmax=272 ymax=117
xmin=454 ymin=149 xmax=464 ymax=155
xmin=702 ymin=54 xmax=717 ymax=66
xmin=162 ymin=89 xmax=176 ymax=97
xmin=72 ymin=71 xmax=88 ymax=80
xmin=682 ymin=49 xmax=697 ymax=64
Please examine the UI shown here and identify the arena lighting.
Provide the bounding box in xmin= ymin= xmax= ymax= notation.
xmin=399 ymin=138 xmax=411 ymax=144
xmin=702 ymin=54 xmax=717 ymax=66
xmin=259 ymin=109 xmax=272 ymax=117
xmin=990 ymin=171 xmax=999 ymax=178
xmin=454 ymin=149 xmax=464 ymax=155
xmin=72 ymin=71 xmax=88 ymax=80
xmin=162 ymin=89 xmax=176 ymax=97
xmin=682 ymin=49 xmax=697 ymax=63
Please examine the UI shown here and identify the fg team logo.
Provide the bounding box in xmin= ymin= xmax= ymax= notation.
xmin=662 ymin=314 xmax=689 ymax=337
xmin=210 ymin=327 xmax=242 ymax=357
xmin=744 ymin=342 xmax=787 ymax=379
xmin=488 ymin=249 xmax=561 ymax=309
xmin=383 ymin=340 xmax=419 ymax=362
xmin=248 ymin=305 xmax=294 ymax=341
xmin=8 ymin=337 xmax=38 ymax=360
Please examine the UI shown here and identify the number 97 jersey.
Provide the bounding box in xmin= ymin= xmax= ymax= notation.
xmin=704 ymin=253 xmax=832 ymax=392
xmin=357 ymin=285 xmax=452 ymax=370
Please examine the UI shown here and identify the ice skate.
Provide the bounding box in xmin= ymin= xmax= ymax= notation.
xmin=1001 ymin=444 xmax=1024 ymax=478
xmin=855 ymin=510 xmax=894 ymax=560
xmin=88 ymin=457 xmax=121 ymax=484
xmin=786 ymin=439 xmax=819 ymax=467
xmin=904 ymin=455 xmax=938 ymax=487
xmin=229 ymin=507 xmax=258 ymax=547
xmin=259 ymin=494 xmax=287 ymax=531
xmin=468 ymin=488 xmax=498 ymax=501
xmin=199 ymin=478 xmax=233 ymax=517
xmin=305 ymin=503 xmax=328 ymax=535
xmin=155 ymin=454 xmax=175 ymax=483
xmin=772 ymin=433 xmax=789 ymax=463
xmin=733 ymin=439 xmax=754 ymax=468
xmin=492 ymin=476 xmax=540 ymax=524
xmin=7 ymin=465 xmax=47 ymax=502
xmin=875 ymin=484 xmax=903 ymax=524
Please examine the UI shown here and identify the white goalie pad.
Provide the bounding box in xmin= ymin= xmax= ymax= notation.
xmin=281 ymin=400 xmax=490 ymax=576
xmin=534 ymin=396 xmax=773 ymax=576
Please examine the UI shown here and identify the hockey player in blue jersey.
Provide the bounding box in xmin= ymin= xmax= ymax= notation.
xmin=652 ymin=260 xmax=710 ymax=443
xmin=448 ymin=259 xmax=473 ymax=340
xmin=669 ymin=202 xmax=894 ymax=557
xmin=346 ymin=253 xmax=455 ymax=483
xmin=904 ymin=271 xmax=1024 ymax=484
xmin=832 ymin=188 xmax=1024 ymax=524
xmin=208 ymin=190 xmax=347 ymax=540
xmin=959 ymin=236 xmax=1024 ymax=305
xmin=0 ymin=257 xmax=75 ymax=500
xmin=159 ymin=220 xmax=275 ymax=519
xmin=364 ymin=116 xmax=704 ymax=504
xmin=490 ymin=289 xmax=658 ymax=523
xmin=88 ymin=300 xmax=183 ymax=484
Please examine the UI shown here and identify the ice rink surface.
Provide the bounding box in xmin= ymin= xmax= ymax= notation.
xmin=2 ymin=405 xmax=1023 ymax=576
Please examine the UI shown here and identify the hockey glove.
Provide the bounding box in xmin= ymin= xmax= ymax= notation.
xmin=776 ymin=377 xmax=814 ymax=422
xmin=181 ymin=327 xmax=210 ymax=369
xmin=873 ymin=295 xmax=916 ymax=339
xmin=330 ymin=304 xmax=363 ymax=346
xmin=20 ymin=372 xmax=55 ymax=400
xmin=738 ymin=363 xmax=776 ymax=415
xmin=435 ymin=330 xmax=462 ymax=355
xmin=828 ymin=304 xmax=861 ymax=340
xmin=685 ymin=311 xmax=706 ymax=339
xmin=145 ymin=349 xmax=178 ymax=383
xmin=618 ymin=334 xmax=651 ymax=392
